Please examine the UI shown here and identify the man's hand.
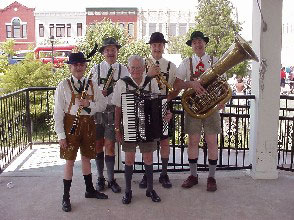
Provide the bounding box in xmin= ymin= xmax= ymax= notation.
xmin=189 ymin=80 xmax=206 ymax=96
xmin=59 ymin=139 xmax=68 ymax=149
xmin=102 ymin=90 xmax=108 ymax=97
xmin=217 ymin=103 xmax=225 ymax=111
xmin=146 ymin=65 xmax=160 ymax=77
xmin=115 ymin=130 xmax=122 ymax=143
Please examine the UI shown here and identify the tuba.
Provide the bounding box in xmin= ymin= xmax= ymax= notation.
xmin=181 ymin=34 xmax=259 ymax=119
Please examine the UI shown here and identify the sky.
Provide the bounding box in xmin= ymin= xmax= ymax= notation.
xmin=0 ymin=0 xmax=293 ymax=41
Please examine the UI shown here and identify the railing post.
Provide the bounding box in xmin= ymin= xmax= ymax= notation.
xmin=25 ymin=90 xmax=33 ymax=149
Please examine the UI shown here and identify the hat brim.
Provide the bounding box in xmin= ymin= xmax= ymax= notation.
xmin=99 ymin=44 xmax=122 ymax=53
xmin=186 ymin=37 xmax=209 ymax=46
xmin=66 ymin=59 xmax=90 ymax=64
xmin=147 ymin=39 xmax=169 ymax=44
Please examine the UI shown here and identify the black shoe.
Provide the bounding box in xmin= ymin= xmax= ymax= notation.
xmin=122 ymin=191 xmax=132 ymax=205
xmin=159 ymin=174 xmax=172 ymax=188
xmin=85 ymin=190 xmax=108 ymax=199
xmin=146 ymin=190 xmax=161 ymax=202
xmin=62 ymin=198 xmax=71 ymax=212
xmin=139 ymin=175 xmax=147 ymax=189
xmin=96 ymin=177 xmax=105 ymax=191
xmin=108 ymin=179 xmax=121 ymax=193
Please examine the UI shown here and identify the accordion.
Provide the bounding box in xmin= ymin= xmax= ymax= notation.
xmin=121 ymin=92 xmax=168 ymax=142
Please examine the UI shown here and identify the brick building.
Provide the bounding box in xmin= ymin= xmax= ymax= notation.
xmin=0 ymin=1 xmax=35 ymax=50
xmin=86 ymin=7 xmax=138 ymax=39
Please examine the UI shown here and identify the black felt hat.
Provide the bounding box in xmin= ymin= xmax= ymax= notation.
xmin=66 ymin=52 xmax=90 ymax=64
xmin=99 ymin=37 xmax=122 ymax=53
xmin=186 ymin=31 xmax=209 ymax=46
xmin=147 ymin=32 xmax=168 ymax=44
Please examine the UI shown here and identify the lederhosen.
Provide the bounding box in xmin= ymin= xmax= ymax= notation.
xmin=95 ymin=63 xmax=122 ymax=127
xmin=120 ymin=76 xmax=158 ymax=153
xmin=60 ymin=78 xmax=96 ymax=160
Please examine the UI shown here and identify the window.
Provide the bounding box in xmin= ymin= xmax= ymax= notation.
xmin=77 ymin=23 xmax=82 ymax=36
xmin=39 ymin=24 xmax=44 ymax=37
xmin=179 ymin=23 xmax=187 ymax=35
xmin=149 ymin=23 xmax=156 ymax=34
xmin=56 ymin=24 xmax=65 ymax=37
xmin=12 ymin=18 xmax=21 ymax=38
xmin=49 ymin=24 xmax=54 ymax=37
xmin=169 ymin=23 xmax=176 ymax=36
xmin=67 ymin=24 xmax=71 ymax=37
xmin=6 ymin=25 xmax=12 ymax=38
xmin=158 ymin=23 xmax=163 ymax=33
xmin=22 ymin=24 xmax=27 ymax=38
xmin=142 ymin=23 xmax=146 ymax=36
xmin=119 ymin=23 xmax=124 ymax=30
xmin=128 ymin=23 xmax=134 ymax=37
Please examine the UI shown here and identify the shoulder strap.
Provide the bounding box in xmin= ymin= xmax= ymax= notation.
xmin=189 ymin=57 xmax=194 ymax=80
xmin=121 ymin=76 xmax=139 ymax=90
xmin=210 ymin=55 xmax=214 ymax=67
xmin=118 ymin=64 xmax=121 ymax=79
xmin=142 ymin=76 xmax=153 ymax=90
xmin=97 ymin=64 xmax=101 ymax=86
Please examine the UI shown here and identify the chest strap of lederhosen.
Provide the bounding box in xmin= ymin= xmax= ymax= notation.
xmin=164 ymin=61 xmax=171 ymax=95
xmin=121 ymin=76 xmax=152 ymax=93
xmin=97 ymin=64 xmax=122 ymax=84
xmin=66 ymin=79 xmax=94 ymax=114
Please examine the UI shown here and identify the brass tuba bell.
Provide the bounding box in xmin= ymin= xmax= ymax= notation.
xmin=181 ymin=34 xmax=259 ymax=119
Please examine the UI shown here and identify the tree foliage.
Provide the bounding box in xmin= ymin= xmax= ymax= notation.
xmin=169 ymin=0 xmax=249 ymax=78
xmin=77 ymin=19 xmax=150 ymax=71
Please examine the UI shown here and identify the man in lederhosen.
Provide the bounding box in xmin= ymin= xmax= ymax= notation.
xmin=54 ymin=52 xmax=108 ymax=212
xmin=174 ymin=31 xmax=224 ymax=192
xmin=140 ymin=32 xmax=180 ymax=189
xmin=112 ymin=55 xmax=171 ymax=204
xmin=91 ymin=37 xmax=129 ymax=194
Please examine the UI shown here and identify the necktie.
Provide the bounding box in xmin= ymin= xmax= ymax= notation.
xmin=194 ymin=59 xmax=205 ymax=77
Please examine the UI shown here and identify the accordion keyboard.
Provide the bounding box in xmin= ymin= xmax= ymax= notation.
xmin=121 ymin=93 xmax=137 ymax=142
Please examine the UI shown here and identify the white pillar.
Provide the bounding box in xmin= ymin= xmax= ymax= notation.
xmin=249 ymin=0 xmax=283 ymax=179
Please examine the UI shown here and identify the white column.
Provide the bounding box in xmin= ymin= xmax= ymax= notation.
xmin=249 ymin=0 xmax=283 ymax=179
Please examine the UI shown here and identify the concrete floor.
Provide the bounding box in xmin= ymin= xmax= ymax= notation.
xmin=0 ymin=144 xmax=294 ymax=220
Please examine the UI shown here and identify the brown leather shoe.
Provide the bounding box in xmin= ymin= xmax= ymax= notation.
xmin=207 ymin=177 xmax=217 ymax=192
xmin=181 ymin=175 xmax=198 ymax=188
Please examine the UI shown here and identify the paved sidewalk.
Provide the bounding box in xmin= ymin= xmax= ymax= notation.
xmin=0 ymin=144 xmax=293 ymax=220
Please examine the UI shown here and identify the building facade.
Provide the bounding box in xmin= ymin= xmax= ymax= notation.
xmin=86 ymin=7 xmax=138 ymax=39
xmin=34 ymin=11 xmax=86 ymax=46
xmin=0 ymin=1 xmax=35 ymax=50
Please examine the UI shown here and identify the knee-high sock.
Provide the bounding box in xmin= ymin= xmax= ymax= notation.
xmin=161 ymin=158 xmax=169 ymax=176
xmin=63 ymin=179 xmax=72 ymax=199
xmin=124 ymin=165 xmax=133 ymax=193
xmin=105 ymin=155 xmax=115 ymax=182
xmin=95 ymin=152 xmax=104 ymax=178
xmin=188 ymin=158 xmax=198 ymax=177
xmin=208 ymin=159 xmax=217 ymax=178
xmin=145 ymin=164 xmax=153 ymax=192
xmin=83 ymin=173 xmax=95 ymax=192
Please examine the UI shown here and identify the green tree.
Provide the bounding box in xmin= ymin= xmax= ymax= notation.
xmin=170 ymin=0 xmax=249 ymax=78
xmin=0 ymin=39 xmax=15 ymax=57
xmin=77 ymin=19 xmax=150 ymax=71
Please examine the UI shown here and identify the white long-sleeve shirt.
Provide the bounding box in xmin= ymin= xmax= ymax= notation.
xmin=54 ymin=75 xmax=107 ymax=140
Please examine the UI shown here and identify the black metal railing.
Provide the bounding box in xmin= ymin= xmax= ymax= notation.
xmin=0 ymin=88 xmax=293 ymax=173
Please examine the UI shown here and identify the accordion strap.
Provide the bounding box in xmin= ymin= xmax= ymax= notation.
xmin=121 ymin=76 xmax=152 ymax=93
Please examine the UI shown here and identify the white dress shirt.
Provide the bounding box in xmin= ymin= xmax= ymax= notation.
xmin=54 ymin=75 xmax=107 ymax=140
xmin=176 ymin=53 xmax=218 ymax=81
xmin=91 ymin=61 xmax=129 ymax=105
xmin=147 ymin=57 xmax=177 ymax=96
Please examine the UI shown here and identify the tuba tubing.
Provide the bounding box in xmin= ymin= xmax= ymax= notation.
xmin=181 ymin=34 xmax=259 ymax=119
